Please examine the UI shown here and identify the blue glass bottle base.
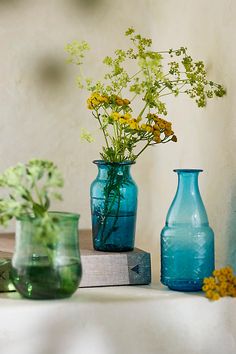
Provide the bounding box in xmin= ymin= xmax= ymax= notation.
xmin=161 ymin=277 xmax=203 ymax=291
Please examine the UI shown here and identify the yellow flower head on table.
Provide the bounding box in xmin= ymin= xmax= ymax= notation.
xmin=202 ymin=266 xmax=236 ymax=300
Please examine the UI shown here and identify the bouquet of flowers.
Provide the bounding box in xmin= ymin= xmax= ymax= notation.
xmin=65 ymin=27 xmax=226 ymax=162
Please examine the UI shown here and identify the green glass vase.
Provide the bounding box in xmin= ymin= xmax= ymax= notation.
xmin=11 ymin=212 xmax=82 ymax=299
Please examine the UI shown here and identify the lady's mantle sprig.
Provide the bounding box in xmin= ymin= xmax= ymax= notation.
xmin=65 ymin=28 xmax=226 ymax=162
xmin=0 ymin=159 xmax=64 ymax=226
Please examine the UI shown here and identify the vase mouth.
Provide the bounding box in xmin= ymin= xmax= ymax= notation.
xmin=17 ymin=211 xmax=80 ymax=221
xmin=93 ymin=159 xmax=136 ymax=166
xmin=174 ymin=169 xmax=203 ymax=173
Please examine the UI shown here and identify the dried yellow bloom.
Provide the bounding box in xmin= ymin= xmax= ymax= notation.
xmin=111 ymin=112 xmax=120 ymax=121
xmin=165 ymin=129 xmax=174 ymax=137
xmin=124 ymin=113 xmax=132 ymax=120
xmin=203 ymin=266 xmax=236 ymax=301
xmin=115 ymin=97 xmax=124 ymax=106
xmin=123 ymin=98 xmax=130 ymax=105
xmin=119 ymin=118 xmax=126 ymax=124
xmin=212 ymin=293 xmax=220 ymax=301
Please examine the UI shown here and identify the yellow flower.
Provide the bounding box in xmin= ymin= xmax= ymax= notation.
xmin=165 ymin=122 xmax=172 ymax=130
xmin=100 ymin=95 xmax=109 ymax=103
xmin=219 ymin=275 xmax=227 ymax=282
xmin=153 ymin=130 xmax=160 ymax=137
xmin=111 ymin=112 xmax=120 ymax=121
xmin=202 ymin=285 xmax=209 ymax=291
xmin=146 ymin=125 xmax=153 ymax=132
xmin=203 ymin=266 xmax=236 ymax=300
xmin=137 ymin=116 xmax=142 ymax=122
xmin=213 ymin=269 xmax=221 ymax=277
xmin=141 ymin=123 xmax=153 ymax=132
xmin=119 ymin=118 xmax=126 ymax=124
xmin=208 ymin=282 xmax=216 ymax=290
xmin=154 ymin=136 xmax=161 ymax=143
xmin=219 ymin=288 xmax=227 ymax=297
xmin=203 ymin=277 xmax=211 ymax=284
xmin=227 ymin=285 xmax=234 ymax=293
xmin=165 ymin=129 xmax=174 ymax=137
xmin=227 ymin=274 xmax=234 ymax=281
xmin=231 ymin=289 xmax=236 ymax=297
xmin=153 ymin=124 xmax=160 ymax=131
xmin=129 ymin=122 xmax=138 ymax=130
xmin=206 ymin=290 xmax=213 ymax=299
xmin=159 ymin=122 xmax=166 ymax=129
xmin=124 ymin=113 xmax=132 ymax=120
xmin=123 ymin=98 xmax=130 ymax=105
xmin=221 ymin=268 xmax=229 ymax=275
xmin=149 ymin=113 xmax=158 ymax=122
xmin=87 ymin=92 xmax=106 ymax=109
xmin=115 ymin=96 xmax=124 ymax=106
xmin=212 ymin=292 xmax=220 ymax=301
xmin=225 ymin=266 xmax=233 ymax=274
xmin=220 ymin=282 xmax=228 ymax=289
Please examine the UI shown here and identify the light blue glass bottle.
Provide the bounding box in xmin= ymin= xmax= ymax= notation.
xmin=161 ymin=169 xmax=214 ymax=291
xmin=90 ymin=160 xmax=138 ymax=252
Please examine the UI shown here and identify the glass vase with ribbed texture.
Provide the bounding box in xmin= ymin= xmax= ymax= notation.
xmin=90 ymin=160 xmax=138 ymax=252
xmin=11 ymin=212 xmax=82 ymax=299
xmin=161 ymin=169 xmax=214 ymax=291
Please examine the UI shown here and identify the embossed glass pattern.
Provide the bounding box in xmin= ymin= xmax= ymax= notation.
xmin=161 ymin=169 xmax=215 ymax=291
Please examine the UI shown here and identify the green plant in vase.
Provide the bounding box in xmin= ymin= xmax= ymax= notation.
xmin=65 ymin=28 xmax=226 ymax=251
xmin=0 ymin=159 xmax=82 ymax=299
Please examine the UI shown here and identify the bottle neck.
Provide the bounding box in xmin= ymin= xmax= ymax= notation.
xmin=95 ymin=163 xmax=132 ymax=180
xmin=166 ymin=169 xmax=209 ymax=226
xmin=177 ymin=171 xmax=200 ymax=197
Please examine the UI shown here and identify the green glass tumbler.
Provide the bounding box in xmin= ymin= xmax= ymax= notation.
xmin=11 ymin=212 xmax=82 ymax=299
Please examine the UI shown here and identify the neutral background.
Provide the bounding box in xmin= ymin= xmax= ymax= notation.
xmin=0 ymin=0 xmax=234 ymax=281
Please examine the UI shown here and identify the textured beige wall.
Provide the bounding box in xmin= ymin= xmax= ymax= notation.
xmin=0 ymin=0 xmax=235 ymax=280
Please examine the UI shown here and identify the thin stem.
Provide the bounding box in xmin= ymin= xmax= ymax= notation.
xmin=134 ymin=140 xmax=151 ymax=160
xmin=34 ymin=184 xmax=43 ymax=206
xmin=129 ymin=69 xmax=142 ymax=81
xmin=130 ymin=93 xmax=138 ymax=102
xmin=93 ymin=111 xmax=110 ymax=149
xmin=138 ymin=102 xmax=148 ymax=118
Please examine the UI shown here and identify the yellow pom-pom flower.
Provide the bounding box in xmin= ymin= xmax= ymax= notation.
xmin=203 ymin=266 xmax=236 ymax=301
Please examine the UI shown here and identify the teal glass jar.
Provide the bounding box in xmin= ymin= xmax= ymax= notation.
xmin=90 ymin=160 xmax=138 ymax=252
xmin=11 ymin=212 xmax=82 ymax=299
xmin=161 ymin=169 xmax=215 ymax=291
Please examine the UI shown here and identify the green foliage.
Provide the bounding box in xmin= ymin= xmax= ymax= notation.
xmin=65 ymin=28 xmax=226 ymax=162
xmin=0 ymin=159 xmax=64 ymax=227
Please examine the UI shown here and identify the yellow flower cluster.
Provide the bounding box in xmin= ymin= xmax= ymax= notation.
xmin=87 ymin=93 xmax=130 ymax=110
xmin=147 ymin=114 xmax=177 ymax=143
xmin=87 ymin=92 xmax=109 ymax=109
xmin=110 ymin=111 xmax=177 ymax=143
xmin=114 ymin=96 xmax=130 ymax=106
xmin=202 ymin=266 xmax=236 ymax=301
xmin=110 ymin=112 xmax=140 ymax=130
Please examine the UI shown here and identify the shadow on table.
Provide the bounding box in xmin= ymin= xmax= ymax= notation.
xmin=70 ymin=283 xmax=206 ymax=304
xmin=0 ymin=283 xmax=206 ymax=303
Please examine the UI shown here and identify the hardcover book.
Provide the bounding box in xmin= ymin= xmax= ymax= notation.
xmin=0 ymin=230 xmax=151 ymax=291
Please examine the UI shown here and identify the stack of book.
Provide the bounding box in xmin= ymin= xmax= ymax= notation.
xmin=0 ymin=230 xmax=151 ymax=291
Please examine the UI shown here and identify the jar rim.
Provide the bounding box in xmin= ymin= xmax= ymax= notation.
xmin=17 ymin=211 xmax=80 ymax=221
xmin=174 ymin=169 xmax=203 ymax=173
xmin=93 ymin=159 xmax=136 ymax=166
